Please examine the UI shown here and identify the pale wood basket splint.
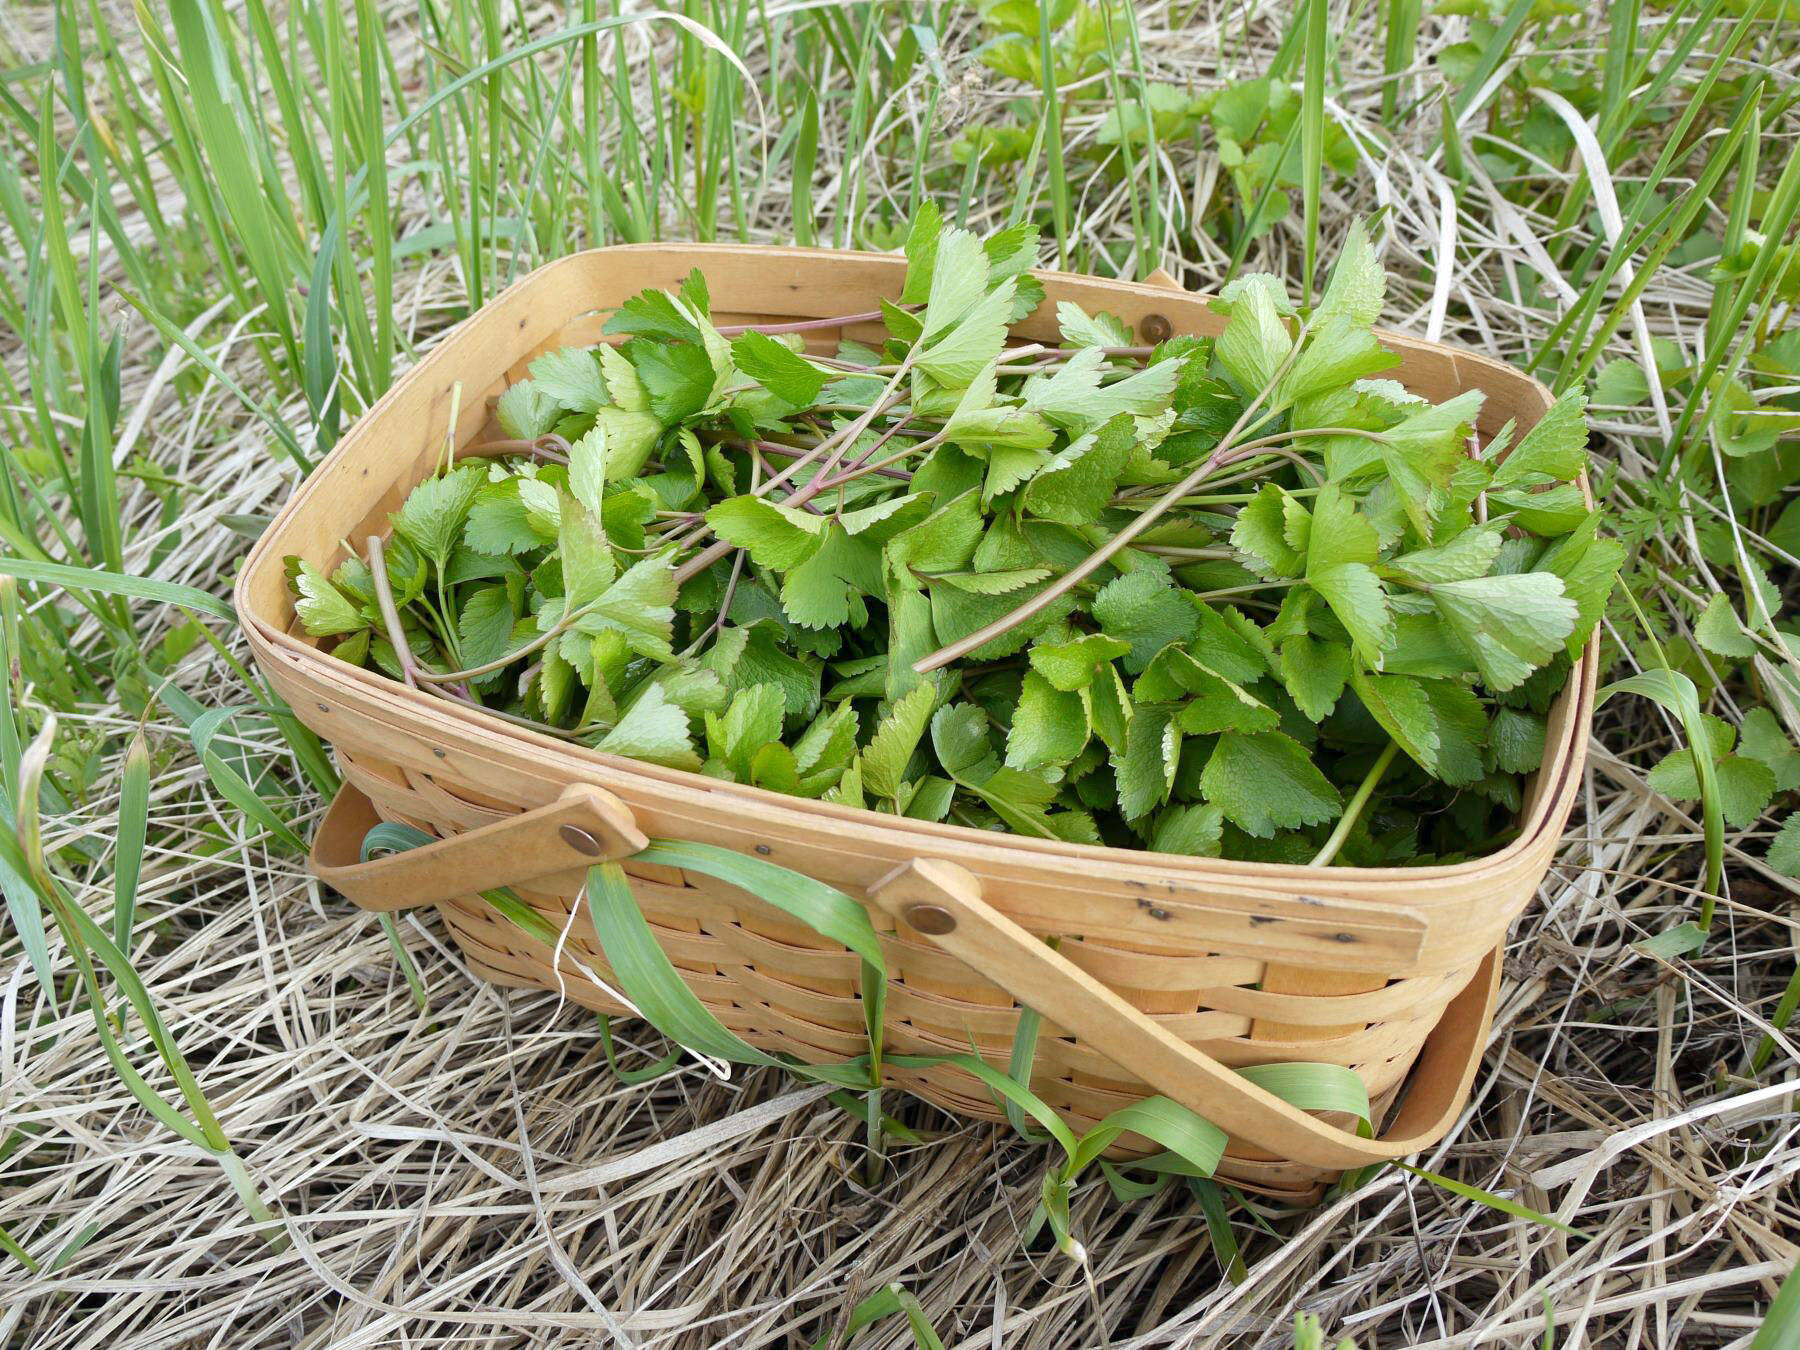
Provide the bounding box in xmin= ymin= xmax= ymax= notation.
xmin=237 ymin=246 xmax=1596 ymax=1203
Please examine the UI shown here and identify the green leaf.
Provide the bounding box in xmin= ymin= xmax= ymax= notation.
xmin=1114 ymin=707 xmax=1179 ymax=820
xmin=1278 ymin=635 xmax=1349 ymax=721
xmin=1649 ymin=749 xmax=1774 ymax=828
xmin=706 ymin=683 xmax=786 ymax=779
xmin=528 ymin=346 xmax=608 ymax=414
xmin=930 ymin=701 xmax=995 ymax=779
xmin=1695 ymin=593 xmax=1755 ymax=658
xmin=918 ymin=279 xmax=1017 ymax=387
xmin=1490 ymin=388 xmax=1587 ymax=491
xmin=568 ymin=425 xmax=607 ymax=515
xmin=572 ymin=555 xmax=678 ymax=661
xmin=1056 ymin=301 xmax=1133 ymax=349
xmin=603 ymin=288 xmax=707 ymax=345
xmin=1231 ymin=484 xmax=1306 ymax=579
xmin=1021 ymin=348 xmax=1180 ymax=432
xmin=1305 ymin=481 xmax=1379 ymax=567
xmin=1740 ymin=708 xmax=1800 ymax=791
xmin=860 ymin=684 xmax=937 ymax=801
xmin=731 ymin=330 xmax=828 ymax=407
xmin=292 ymin=560 xmax=366 ymax=636
xmin=393 ymin=465 xmax=482 ymax=568
xmin=1276 ymin=315 xmax=1396 ymax=404
xmin=1216 ymin=273 xmax=1293 ymax=393
xmin=1389 ymin=527 xmax=1503 ymax=584
xmin=1315 ymin=218 xmax=1384 ymax=326
xmin=466 ymin=480 xmax=553 ymax=556
xmin=1030 ymin=633 xmax=1132 ymax=691
xmin=706 ymin=495 xmax=828 ymax=569
xmin=1200 ymin=732 xmax=1342 ymax=837
xmin=1150 ymin=803 xmax=1225 ymax=856
xmin=901 ymin=201 xmax=943 ymax=305
xmin=558 ymin=497 xmax=616 ymax=610
xmin=1093 ymin=570 xmax=1200 ymax=673
xmin=1138 ymin=647 xmax=1278 ymax=735
xmin=457 ymin=586 xmax=515 ymax=675
xmin=497 ymin=379 xmax=558 ymax=439
xmin=1023 ymin=415 xmax=1135 ymax=524
xmin=1006 ymin=671 xmax=1089 ymax=771
xmin=1419 ymin=679 xmax=1488 ymax=787
xmin=1310 ymin=563 xmax=1391 ymax=671
xmin=627 ymin=337 xmax=714 ymax=423
xmin=1376 ymin=390 xmax=1484 ymax=538
xmin=1428 ymin=573 xmax=1577 ymax=692
xmin=598 ymin=346 xmax=650 ymax=412
xmin=1536 ymin=513 xmax=1623 ymax=658
xmin=596 ymin=685 xmax=700 ymax=769
xmin=1489 ymin=707 xmax=1546 ymax=775
xmin=921 ymin=225 xmax=990 ymax=339
xmin=1767 ymin=812 xmax=1800 ymax=876
xmin=1350 ymin=668 xmax=1439 ymax=774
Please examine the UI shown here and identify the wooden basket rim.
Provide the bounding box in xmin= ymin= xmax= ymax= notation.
xmin=237 ymin=243 xmax=1596 ymax=892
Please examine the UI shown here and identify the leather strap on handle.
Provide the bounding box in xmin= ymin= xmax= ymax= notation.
xmin=310 ymin=781 xmax=647 ymax=911
xmin=869 ymin=858 xmax=1500 ymax=1171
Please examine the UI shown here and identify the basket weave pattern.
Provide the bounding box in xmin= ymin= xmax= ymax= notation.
xmin=240 ymin=247 xmax=1594 ymax=1201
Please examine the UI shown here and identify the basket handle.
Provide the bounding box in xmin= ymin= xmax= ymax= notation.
xmin=868 ymin=859 xmax=1499 ymax=1171
xmin=309 ymin=780 xmax=648 ymax=911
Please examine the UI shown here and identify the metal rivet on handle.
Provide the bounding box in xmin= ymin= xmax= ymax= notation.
xmin=560 ymin=825 xmax=603 ymax=857
xmin=904 ymin=904 xmax=956 ymax=935
xmin=1139 ymin=313 xmax=1172 ymax=342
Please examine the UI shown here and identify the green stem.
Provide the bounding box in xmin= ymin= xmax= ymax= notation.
xmin=1310 ymin=741 xmax=1400 ymax=866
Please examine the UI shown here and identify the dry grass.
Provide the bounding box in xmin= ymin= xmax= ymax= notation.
xmin=2 ymin=4 xmax=1797 ymax=1347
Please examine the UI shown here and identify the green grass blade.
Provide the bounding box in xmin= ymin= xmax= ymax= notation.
xmin=113 ymin=731 xmax=148 ymax=950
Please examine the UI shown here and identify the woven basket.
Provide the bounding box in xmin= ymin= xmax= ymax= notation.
xmin=237 ymin=245 xmax=1595 ymax=1203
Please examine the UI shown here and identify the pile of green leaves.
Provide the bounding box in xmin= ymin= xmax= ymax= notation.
xmin=289 ymin=206 xmax=1620 ymax=867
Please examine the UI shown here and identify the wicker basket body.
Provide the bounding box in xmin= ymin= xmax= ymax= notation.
xmin=238 ymin=246 xmax=1595 ymax=1201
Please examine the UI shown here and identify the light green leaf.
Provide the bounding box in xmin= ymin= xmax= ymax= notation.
xmin=1278 ymin=635 xmax=1349 ymax=721
xmin=732 ymin=330 xmax=829 ymax=407
xmin=573 ymin=555 xmax=678 ymax=661
xmin=1006 ymin=671 xmax=1088 ymax=770
xmin=1216 ymin=272 xmax=1293 ymax=393
xmin=568 ymin=424 xmax=607 ymax=516
xmin=1389 ymin=527 xmax=1503 ymax=584
xmin=596 ymin=685 xmax=700 ymax=769
xmin=918 ymin=279 xmax=1018 ymax=387
xmin=1695 ymin=593 xmax=1755 ymax=658
xmin=1200 ymin=732 xmax=1342 ymax=837
xmin=1350 ymin=668 xmax=1439 ymax=774
xmin=558 ymin=496 xmax=616 ymax=609
xmin=706 ymin=495 xmax=829 ymax=569
xmin=1024 ymin=415 xmax=1135 ymax=524
xmin=921 ymin=226 xmax=990 ymax=339
xmin=1030 ymin=633 xmax=1132 ymax=691
xmin=1093 ymin=570 xmax=1200 ymax=673
xmin=1231 ymin=484 xmax=1306 ymax=579
xmin=529 ymin=346 xmax=607 ymax=414
xmin=497 ymin=379 xmax=559 ymax=439
xmin=1315 ymin=218 xmax=1384 ymax=326
xmin=1114 ymin=707 xmax=1180 ymax=820
xmin=293 ymin=560 xmax=366 ymax=636
xmin=1767 ymin=812 xmax=1800 ymax=876
xmin=1310 ymin=563 xmax=1391 ymax=670
xmin=1429 ymin=572 xmax=1577 ymax=692
xmin=393 ymin=466 xmax=482 ymax=568
xmin=1490 ymin=388 xmax=1587 ymax=491
xmin=860 ymin=684 xmax=937 ymax=801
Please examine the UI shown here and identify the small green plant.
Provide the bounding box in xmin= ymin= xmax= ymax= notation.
xmin=291 ymin=206 xmax=1620 ymax=867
